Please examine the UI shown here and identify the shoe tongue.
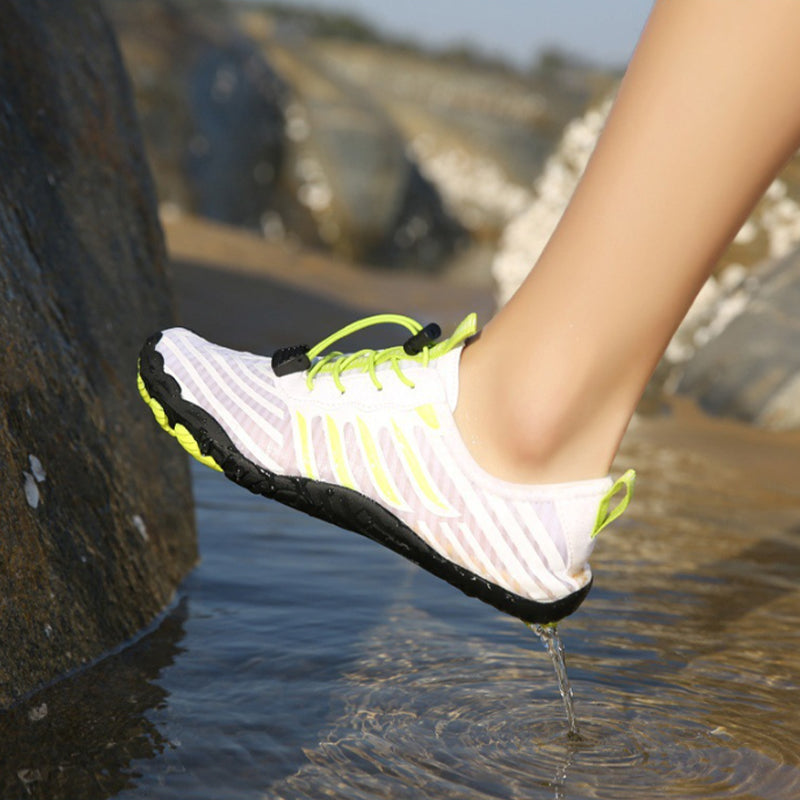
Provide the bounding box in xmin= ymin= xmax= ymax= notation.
xmin=439 ymin=347 xmax=463 ymax=411
xmin=438 ymin=314 xmax=477 ymax=411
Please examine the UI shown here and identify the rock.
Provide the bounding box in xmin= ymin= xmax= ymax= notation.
xmin=311 ymin=39 xmax=600 ymax=242
xmin=0 ymin=0 xmax=195 ymax=707
xmin=248 ymin=33 xmax=467 ymax=270
xmin=491 ymin=97 xmax=613 ymax=306
xmin=185 ymin=37 xmax=286 ymax=229
xmin=677 ymin=252 xmax=800 ymax=429
xmin=106 ymin=0 xmax=287 ymax=231
xmin=109 ymin=3 xmax=467 ymax=271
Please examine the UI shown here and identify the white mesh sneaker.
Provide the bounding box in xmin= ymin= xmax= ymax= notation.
xmin=137 ymin=312 xmax=634 ymax=624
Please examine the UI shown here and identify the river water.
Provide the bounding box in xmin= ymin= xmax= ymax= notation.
xmin=2 ymin=401 xmax=799 ymax=800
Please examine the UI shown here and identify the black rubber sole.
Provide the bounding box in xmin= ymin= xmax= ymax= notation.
xmin=138 ymin=333 xmax=591 ymax=625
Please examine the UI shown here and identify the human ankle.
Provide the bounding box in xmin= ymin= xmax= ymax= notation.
xmin=454 ymin=336 xmax=624 ymax=485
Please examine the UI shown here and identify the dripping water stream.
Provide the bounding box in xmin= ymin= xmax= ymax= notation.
xmin=532 ymin=623 xmax=581 ymax=739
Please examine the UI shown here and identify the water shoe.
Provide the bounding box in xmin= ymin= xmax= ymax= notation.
xmin=137 ymin=313 xmax=634 ymax=624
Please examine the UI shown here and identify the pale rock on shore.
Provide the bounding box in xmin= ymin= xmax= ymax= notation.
xmin=491 ymin=97 xmax=612 ymax=306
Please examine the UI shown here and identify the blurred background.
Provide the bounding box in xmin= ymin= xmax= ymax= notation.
xmin=106 ymin=0 xmax=800 ymax=425
xmin=106 ymin=0 xmax=642 ymax=272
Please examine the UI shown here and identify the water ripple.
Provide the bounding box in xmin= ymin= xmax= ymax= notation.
xmin=6 ymin=435 xmax=798 ymax=800
xmin=265 ymin=605 xmax=800 ymax=800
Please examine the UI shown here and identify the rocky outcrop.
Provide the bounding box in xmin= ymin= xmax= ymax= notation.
xmin=115 ymin=2 xmax=613 ymax=272
xmin=311 ymin=39 xmax=600 ymax=243
xmin=255 ymin=37 xmax=466 ymax=270
xmin=107 ymin=2 xmax=620 ymax=273
xmin=0 ymin=0 xmax=195 ymax=707
xmin=677 ymin=252 xmax=800 ymax=430
xmin=105 ymin=0 xmax=287 ymax=230
xmin=107 ymin=1 xmax=462 ymax=270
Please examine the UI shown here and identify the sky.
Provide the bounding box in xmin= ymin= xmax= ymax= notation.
xmin=258 ymin=0 xmax=654 ymax=68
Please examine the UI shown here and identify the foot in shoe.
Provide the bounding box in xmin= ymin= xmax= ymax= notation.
xmin=137 ymin=313 xmax=634 ymax=624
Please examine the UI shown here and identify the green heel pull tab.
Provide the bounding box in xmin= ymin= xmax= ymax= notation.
xmin=592 ymin=469 xmax=636 ymax=538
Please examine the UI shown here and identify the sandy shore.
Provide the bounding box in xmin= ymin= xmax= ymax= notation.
xmin=164 ymin=214 xmax=495 ymax=352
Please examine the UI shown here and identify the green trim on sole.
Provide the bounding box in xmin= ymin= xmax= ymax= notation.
xmin=137 ymin=368 xmax=223 ymax=473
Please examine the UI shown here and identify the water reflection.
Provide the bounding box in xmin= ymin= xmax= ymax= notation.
xmin=1 ymin=403 xmax=799 ymax=799
xmin=0 ymin=601 xmax=187 ymax=799
xmin=264 ymin=591 xmax=800 ymax=800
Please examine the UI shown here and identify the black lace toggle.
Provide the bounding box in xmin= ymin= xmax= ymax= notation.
xmin=403 ymin=323 xmax=441 ymax=355
xmin=272 ymin=344 xmax=311 ymax=376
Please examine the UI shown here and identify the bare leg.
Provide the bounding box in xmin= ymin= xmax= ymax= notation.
xmin=456 ymin=0 xmax=800 ymax=484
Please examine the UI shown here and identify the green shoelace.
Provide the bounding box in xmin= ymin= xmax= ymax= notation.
xmin=296 ymin=313 xmax=477 ymax=393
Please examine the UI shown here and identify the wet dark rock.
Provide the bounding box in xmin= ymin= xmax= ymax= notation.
xmin=186 ymin=40 xmax=286 ymax=228
xmin=0 ymin=0 xmax=195 ymax=707
xmin=106 ymin=0 xmax=287 ymax=230
xmin=369 ymin=162 xmax=466 ymax=270
xmin=0 ymin=602 xmax=188 ymax=798
xmin=678 ymin=251 xmax=800 ymax=430
xmin=269 ymin=40 xmax=467 ymax=269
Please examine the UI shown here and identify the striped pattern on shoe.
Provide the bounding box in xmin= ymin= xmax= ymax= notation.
xmin=137 ymin=313 xmax=635 ymax=624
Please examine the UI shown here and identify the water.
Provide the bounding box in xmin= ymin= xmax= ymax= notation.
xmin=533 ymin=625 xmax=580 ymax=739
xmin=1 ymin=403 xmax=800 ymax=799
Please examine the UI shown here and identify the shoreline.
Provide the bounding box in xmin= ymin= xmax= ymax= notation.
xmin=164 ymin=213 xmax=495 ymax=350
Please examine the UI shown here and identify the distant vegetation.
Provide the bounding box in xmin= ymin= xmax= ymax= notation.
xmin=231 ymin=1 xmax=403 ymax=44
xmin=228 ymin=0 xmax=602 ymax=77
